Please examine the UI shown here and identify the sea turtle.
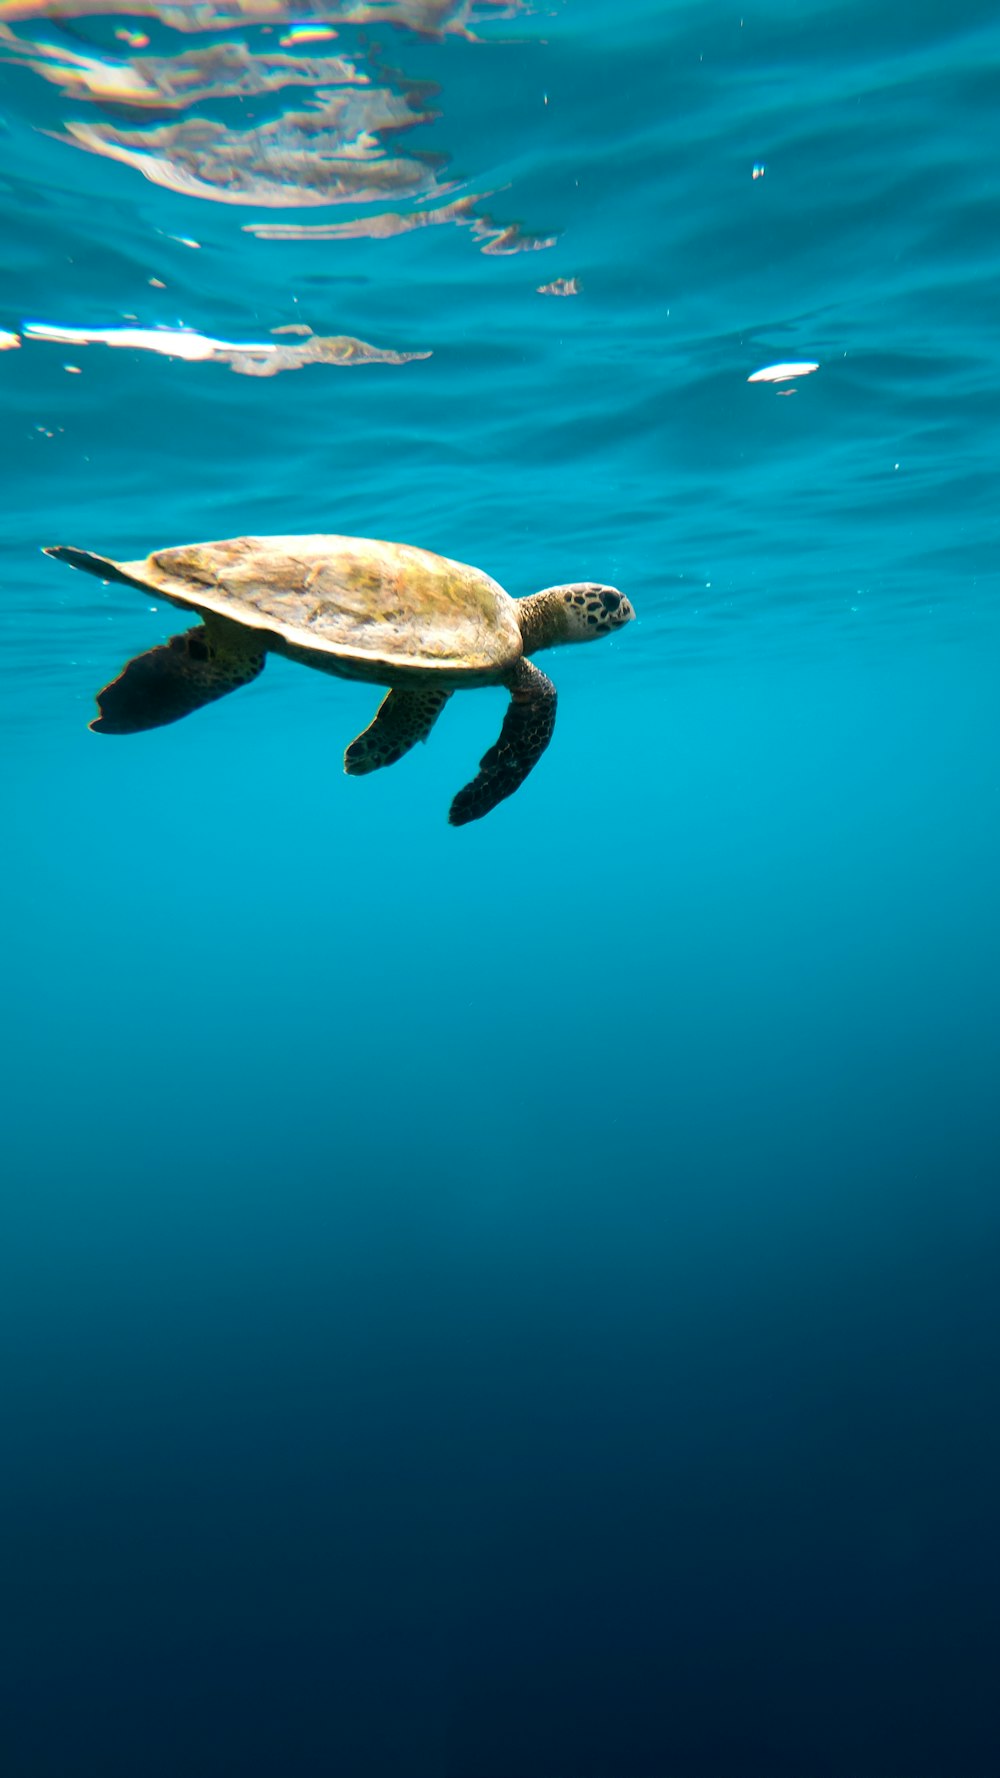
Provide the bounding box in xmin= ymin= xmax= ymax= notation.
xmin=45 ymin=533 xmax=634 ymax=824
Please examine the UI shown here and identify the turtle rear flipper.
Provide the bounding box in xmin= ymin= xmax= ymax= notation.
xmin=92 ymin=621 xmax=265 ymax=734
xmin=45 ymin=545 xmax=155 ymax=595
xmin=449 ymin=657 xmax=557 ymax=825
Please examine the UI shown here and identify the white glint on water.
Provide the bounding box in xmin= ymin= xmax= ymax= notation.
xmin=748 ymin=362 xmax=819 ymax=383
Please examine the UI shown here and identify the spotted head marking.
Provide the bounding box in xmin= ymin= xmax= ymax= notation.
xmin=560 ymin=583 xmax=635 ymax=638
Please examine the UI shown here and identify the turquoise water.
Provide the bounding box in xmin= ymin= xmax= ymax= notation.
xmin=2 ymin=3 xmax=999 ymax=1772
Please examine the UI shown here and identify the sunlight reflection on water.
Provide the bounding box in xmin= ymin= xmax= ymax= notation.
xmin=0 ymin=1 xmax=547 ymax=255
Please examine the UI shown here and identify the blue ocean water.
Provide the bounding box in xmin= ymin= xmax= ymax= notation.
xmin=2 ymin=2 xmax=999 ymax=1773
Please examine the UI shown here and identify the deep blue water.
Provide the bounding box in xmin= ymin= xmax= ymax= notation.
xmin=2 ymin=3 xmax=999 ymax=1774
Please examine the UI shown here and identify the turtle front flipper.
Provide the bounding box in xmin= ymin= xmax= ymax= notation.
xmin=344 ymin=685 xmax=451 ymax=776
xmin=449 ymin=657 xmax=557 ymax=826
xmin=91 ymin=619 xmax=266 ymax=734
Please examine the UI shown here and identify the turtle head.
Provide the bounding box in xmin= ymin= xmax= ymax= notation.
xmin=518 ymin=583 xmax=635 ymax=652
xmin=556 ymin=583 xmax=635 ymax=639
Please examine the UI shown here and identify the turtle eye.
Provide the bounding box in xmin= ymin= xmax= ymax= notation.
xmin=600 ymin=590 xmax=621 ymax=613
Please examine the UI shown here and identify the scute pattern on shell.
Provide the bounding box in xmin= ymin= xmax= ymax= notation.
xmin=127 ymin=534 xmax=523 ymax=674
